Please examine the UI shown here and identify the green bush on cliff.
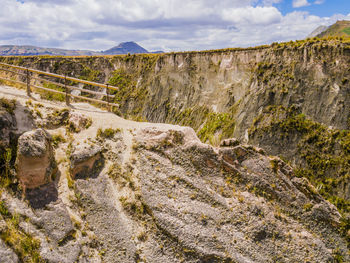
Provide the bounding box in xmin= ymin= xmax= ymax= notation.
xmin=249 ymin=105 xmax=350 ymax=216
xmin=108 ymin=69 xmax=148 ymax=117
xmin=0 ymin=97 xmax=16 ymax=114
xmin=79 ymin=65 xmax=100 ymax=82
xmin=37 ymin=83 xmax=65 ymax=102
xmin=198 ymin=112 xmax=235 ymax=144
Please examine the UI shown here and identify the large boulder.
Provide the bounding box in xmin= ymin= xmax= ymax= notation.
xmin=15 ymin=129 xmax=57 ymax=190
xmin=69 ymin=143 xmax=103 ymax=179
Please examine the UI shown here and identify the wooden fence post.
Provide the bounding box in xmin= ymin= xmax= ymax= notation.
xmin=65 ymin=76 xmax=70 ymax=106
xmin=26 ymin=68 xmax=31 ymax=96
xmin=106 ymin=84 xmax=110 ymax=112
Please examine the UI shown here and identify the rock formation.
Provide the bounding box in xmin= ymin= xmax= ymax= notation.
xmin=0 ymin=92 xmax=348 ymax=262
xmin=15 ymin=129 xmax=56 ymax=190
xmin=2 ymin=37 xmax=348 ymax=218
xmin=69 ymin=143 xmax=103 ymax=179
xmin=0 ymin=36 xmax=349 ymax=262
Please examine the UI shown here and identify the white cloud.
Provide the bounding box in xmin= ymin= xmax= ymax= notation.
xmin=0 ymin=0 xmax=348 ymax=52
xmin=222 ymin=6 xmax=282 ymax=25
xmin=314 ymin=0 xmax=325 ymax=4
xmin=292 ymin=0 xmax=310 ymax=8
xmin=262 ymin=0 xmax=283 ymax=5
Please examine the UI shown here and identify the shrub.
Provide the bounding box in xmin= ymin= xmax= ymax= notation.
xmin=51 ymin=134 xmax=66 ymax=148
xmin=0 ymin=97 xmax=16 ymax=114
xmin=96 ymin=128 xmax=121 ymax=139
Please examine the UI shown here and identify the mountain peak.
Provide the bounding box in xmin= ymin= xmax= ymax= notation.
xmin=103 ymin=41 xmax=149 ymax=55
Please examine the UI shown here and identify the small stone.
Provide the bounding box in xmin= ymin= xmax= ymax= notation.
xmin=220 ymin=138 xmax=240 ymax=147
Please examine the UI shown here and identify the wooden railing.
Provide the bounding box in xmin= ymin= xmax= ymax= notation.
xmin=0 ymin=62 xmax=119 ymax=110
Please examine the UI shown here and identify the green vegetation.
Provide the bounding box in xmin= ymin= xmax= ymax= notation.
xmin=108 ymin=68 xmax=148 ymax=117
xmin=316 ymin=21 xmax=350 ymax=38
xmin=168 ymin=106 xmax=210 ymax=129
xmin=270 ymin=158 xmax=279 ymax=174
xmin=3 ymin=148 xmax=12 ymax=179
xmin=79 ymin=65 xmax=101 ymax=82
xmin=0 ymin=96 xmax=18 ymax=188
xmin=0 ymin=201 xmax=43 ymax=262
xmin=38 ymin=83 xmax=65 ymax=102
xmin=51 ymin=133 xmax=66 ymax=148
xmin=166 ymin=103 xmax=238 ymax=145
xmin=0 ymin=148 xmax=12 ymax=188
xmin=249 ymin=105 xmax=350 ymax=242
xmin=197 ymin=112 xmax=235 ymax=145
xmin=0 ymin=97 xmax=16 ymax=114
xmin=96 ymin=127 xmax=121 ymax=139
xmin=343 ymin=27 xmax=350 ymax=36
xmin=85 ymin=117 xmax=92 ymax=129
xmin=108 ymin=164 xmax=150 ymax=219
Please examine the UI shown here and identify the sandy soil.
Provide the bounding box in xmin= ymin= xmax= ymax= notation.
xmin=0 ymin=85 xmax=180 ymax=134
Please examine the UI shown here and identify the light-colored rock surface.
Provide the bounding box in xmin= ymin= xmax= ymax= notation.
xmin=67 ymin=112 xmax=90 ymax=132
xmin=15 ymin=128 xmax=56 ymax=189
xmin=0 ymin=78 xmax=349 ymax=262
xmin=1 ymin=40 xmax=348 ymax=205
xmin=130 ymin=127 xmax=346 ymax=262
xmin=0 ymin=237 xmax=18 ymax=263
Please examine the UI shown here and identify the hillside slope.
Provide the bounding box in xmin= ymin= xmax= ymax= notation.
xmin=0 ymin=45 xmax=100 ymax=56
xmin=0 ymin=86 xmax=348 ymax=262
xmin=316 ymin=20 xmax=350 ymax=38
xmin=307 ymin=25 xmax=328 ymax=38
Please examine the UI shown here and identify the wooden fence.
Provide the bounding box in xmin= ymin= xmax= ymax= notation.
xmin=0 ymin=62 xmax=119 ymax=110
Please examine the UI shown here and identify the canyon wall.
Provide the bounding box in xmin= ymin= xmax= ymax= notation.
xmin=1 ymin=38 xmax=349 ymax=213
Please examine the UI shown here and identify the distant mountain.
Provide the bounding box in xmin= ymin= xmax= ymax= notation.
xmin=0 ymin=45 xmax=100 ymax=56
xmin=0 ymin=41 xmax=163 ymax=56
xmin=311 ymin=20 xmax=350 ymax=39
xmin=102 ymin=42 xmax=148 ymax=55
xmin=307 ymin=25 xmax=328 ymax=38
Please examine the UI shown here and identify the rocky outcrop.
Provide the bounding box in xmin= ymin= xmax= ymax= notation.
xmin=42 ymin=108 xmax=69 ymax=129
xmin=0 ymin=236 xmax=18 ymax=263
xmin=67 ymin=112 xmax=91 ymax=133
xmin=0 ymin=105 xmax=16 ymax=147
xmin=0 ymin=95 xmax=348 ymax=262
xmin=129 ymin=127 xmax=348 ymax=262
xmin=69 ymin=143 xmax=103 ymax=179
xmin=3 ymin=37 xmax=346 ymax=213
xmin=0 ymin=99 xmax=17 ymax=171
xmin=15 ymin=129 xmax=56 ymax=190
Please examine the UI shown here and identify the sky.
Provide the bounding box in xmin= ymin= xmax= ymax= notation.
xmin=0 ymin=0 xmax=349 ymax=52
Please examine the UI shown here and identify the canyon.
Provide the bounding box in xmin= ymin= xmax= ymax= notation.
xmin=0 ymin=37 xmax=349 ymax=262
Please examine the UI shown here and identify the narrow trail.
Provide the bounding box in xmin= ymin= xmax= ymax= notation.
xmin=0 ymin=85 xmax=182 ymax=133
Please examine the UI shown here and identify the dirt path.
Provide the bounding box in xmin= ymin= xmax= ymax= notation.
xmin=0 ymin=84 xmax=181 ymax=133
xmin=0 ymin=84 xmax=184 ymax=173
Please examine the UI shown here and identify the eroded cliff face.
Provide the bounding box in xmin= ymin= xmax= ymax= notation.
xmin=0 ymin=90 xmax=348 ymax=262
xmin=1 ymin=39 xmax=349 ymax=132
xmin=0 ymin=38 xmax=349 ymax=214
